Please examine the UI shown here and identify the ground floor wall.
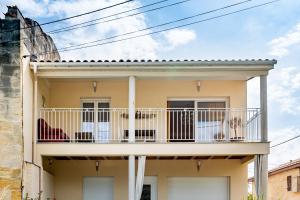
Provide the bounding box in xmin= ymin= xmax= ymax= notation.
xmin=43 ymin=159 xmax=248 ymax=200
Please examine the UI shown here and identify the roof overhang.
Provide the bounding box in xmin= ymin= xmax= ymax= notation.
xmin=30 ymin=60 xmax=276 ymax=80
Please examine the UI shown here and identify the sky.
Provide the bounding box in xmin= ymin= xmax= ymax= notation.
xmin=1 ymin=0 xmax=300 ymax=172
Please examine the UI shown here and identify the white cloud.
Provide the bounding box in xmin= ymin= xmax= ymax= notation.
xmin=1 ymin=0 xmax=47 ymax=17
xmin=268 ymin=22 xmax=300 ymax=57
xmin=1 ymin=0 xmax=199 ymax=59
xmin=247 ymin=67 xmax=300 ymax=114
xmin=2 ymin=0 xmax=160 ymax=60
xmin=162 ymin=28 xmax=196 ymax=49
xmin=45 ymin=0 xmax=159 ymax=60
xmin=268 ymin=67 xmax=300 ymax=114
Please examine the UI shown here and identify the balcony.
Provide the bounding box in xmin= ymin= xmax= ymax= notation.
xmin=37 ymin=108 xmax=261 ymax=143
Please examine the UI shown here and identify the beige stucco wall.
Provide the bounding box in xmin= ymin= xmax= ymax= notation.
xmin=38 ymin=78 xmax=51 ymax=109
xmin=268 ymin=168 xmax=300 ymax=200
xmin=47 ymin=79 xmax=246 ymax=108
xmin=22 ymin=61 xmax=50 ymax=161
xmin=37 ymin=79 xmax=247 ymax=143
xmin=22 ymin=68 xmax=51 ymax=200
xmin=42 ymin=170 xmax=55 ymax=200
xmin=36 ymin=79 xmax=249 ymax=200
xmin=22 ymin=163 xmax=40 ymax=199
xmin=23 ymin=54 xmax=34 ymax=163
xmin=43 ymin=159 xmax=247 ymax=200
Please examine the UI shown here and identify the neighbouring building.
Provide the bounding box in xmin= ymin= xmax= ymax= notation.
xmin=0 ymin=6 xmax=276 ymax=200
xmin=249 ymin=159 xmax=300 ymax=200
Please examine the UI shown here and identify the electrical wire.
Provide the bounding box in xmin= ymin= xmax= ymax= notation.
xmin=270 ymin=134 xmax=300 ymax=148
xmin=49 ymin=0 xmax=190 ymax=34
xmin=37 ymin=0 xmax=279 ymax=55
xmin=48 ymin=0 xmax=170 ymax=34
xmin=1 ymin=0 xmax=183 ymax=43
xmin=57 ymin=0 xmax=253 ymax=51
xmin=0 ymin=0 xmax=134 ymax=33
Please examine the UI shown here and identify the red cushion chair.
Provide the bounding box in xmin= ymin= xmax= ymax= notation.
xmin=37 ymin=118 xmax=70 ymax=142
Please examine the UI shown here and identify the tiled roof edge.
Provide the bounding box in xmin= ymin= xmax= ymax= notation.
xmin=31 ymin=59 xmax=277 ymax=64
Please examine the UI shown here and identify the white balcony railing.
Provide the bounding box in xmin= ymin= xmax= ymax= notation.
xmin=37 ymin=108 xmax=261 ymax=143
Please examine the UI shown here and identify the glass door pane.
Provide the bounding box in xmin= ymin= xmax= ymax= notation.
xmin=168 ymin=101 xmax=195 ymax=142
xmin=97 ymin=102 xmax=110 ymax=142
xmin=196 ymin=102 xmax=226 ymax=141
xmin=82 ymin=102 xmax=95 ymax=133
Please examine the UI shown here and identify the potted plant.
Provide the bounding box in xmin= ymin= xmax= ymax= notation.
xmin=228 ymin=117 xmax=243 ymax=140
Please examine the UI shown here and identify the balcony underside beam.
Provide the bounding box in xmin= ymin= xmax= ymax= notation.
xmin=42 ymin=155 xmax=254 ymax=161
xmin=36 ymin=143 xmax=269 ymax=157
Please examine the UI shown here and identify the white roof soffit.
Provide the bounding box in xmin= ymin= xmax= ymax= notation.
xmin=30 ymin=59 xmax=276 ymax=80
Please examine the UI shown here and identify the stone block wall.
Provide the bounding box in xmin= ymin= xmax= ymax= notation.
xmin=0 ymin=16 xmax=23 ymax=200
xmin=0 ymin=6 xmax=60 ymax=200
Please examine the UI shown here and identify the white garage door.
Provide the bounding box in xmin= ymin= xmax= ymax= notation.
xmin=168 ymin=177 xmax=229 ymax=200
xmin=83 ymin=177 xmax=113 ymax=200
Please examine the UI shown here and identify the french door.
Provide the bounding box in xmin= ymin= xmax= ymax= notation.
xmin=168 ymin=100 xmax=226 ymax=142
xmin=81 ymin=99 xmax=110 ymax=143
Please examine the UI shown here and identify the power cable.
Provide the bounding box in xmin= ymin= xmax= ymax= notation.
xmin=49 ymin=0 xmax=190 ymax=34
xmin=270 ymin=134 xmax=300 ymax=148
xmin=1 ymin=0 xmax=182 ymax=43
xmin=39 ymin=0 xmax=279 ymax=55
xmin=57 ymin=0 xmax=253 ymax=51
xmin=0 ymin=0 xmax=134 ymax=33
xmin=48 ymin=0 xmax=170 ymax=34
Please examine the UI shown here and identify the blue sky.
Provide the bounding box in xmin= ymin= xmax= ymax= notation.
xmin=1 ymin=0 xmax=300 ymax=169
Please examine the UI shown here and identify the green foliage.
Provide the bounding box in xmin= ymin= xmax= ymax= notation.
xmin=23 ymin=192 xmax=41 ymax=200
xmin=247 ymin=193 xmax=267 ymax=200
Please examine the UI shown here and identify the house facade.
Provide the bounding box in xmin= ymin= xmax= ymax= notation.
xmin=0 ymin=6 xmax=275 ymax=200
xmin=250 ymin=159 xmax=300 ymax=200
xmin=23 ymin=59 xmax=273 ymax=200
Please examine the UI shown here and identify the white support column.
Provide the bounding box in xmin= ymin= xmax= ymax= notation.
xmin=128 ymin=155 xmax=135 ymax=200
xmin=254 ymin=154 xmax=268 ymax=199
xmin=261 ymin=154 xmax=268 ymax=199
xmin=260 ymin=75 xmax=268 ymax=142
xmin=257 ymin=75 xmax=268 ymax=199
xmin=128 ymin=76 xmax=136 ymax=143
xmin=128 ymin=76 xmax=136 ymax=200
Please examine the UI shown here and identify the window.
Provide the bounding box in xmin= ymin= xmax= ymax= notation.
xmin=287 ymin=176 xmax=292 ymax=191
